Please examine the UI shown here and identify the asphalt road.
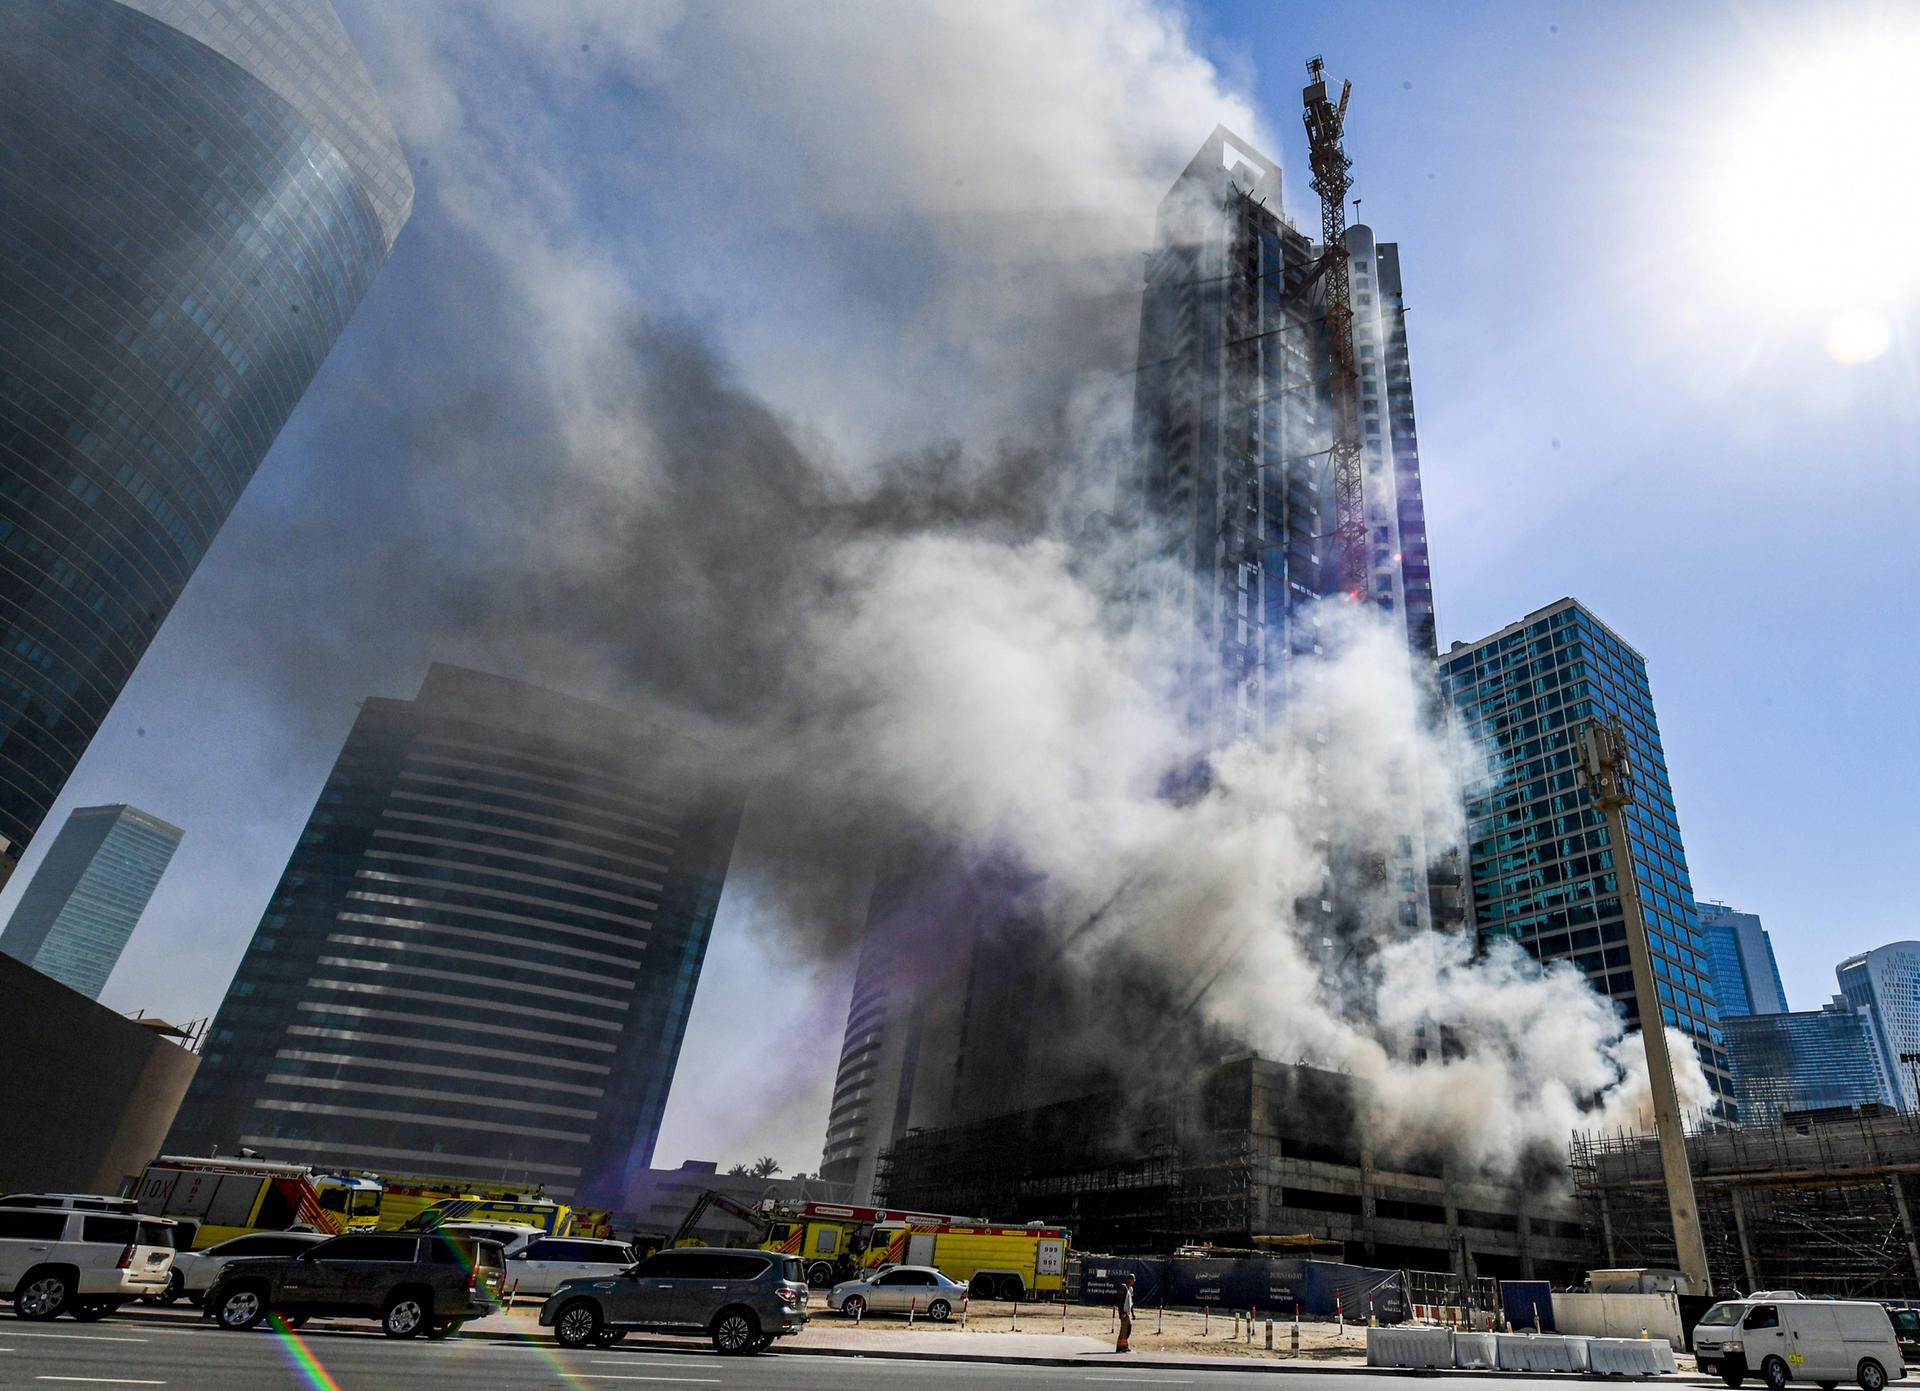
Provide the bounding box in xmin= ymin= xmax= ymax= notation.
xmin=0 ymin=1318 xmax=1627 ymax=1391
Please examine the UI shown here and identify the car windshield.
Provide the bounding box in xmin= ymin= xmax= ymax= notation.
xmin=1698 ymin=1304 xmax=1745 ymax=1327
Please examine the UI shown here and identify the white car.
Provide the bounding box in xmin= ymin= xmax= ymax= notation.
xmin=504 ymin=1236 xmax=637 ymax=1296
xmin=827 ymin=1265 xmax=966 ymax=1321
xmin=157 ymin=1230 xmax=330 ymax=1304
xmin=439 ymin=1222 xmax=547 ymax=1255
xmin=0 ymin=1204 xmax=175 ymax=1319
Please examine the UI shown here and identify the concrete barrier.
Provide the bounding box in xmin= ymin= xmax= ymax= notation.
xmin=1452 ymin=1331 xmax=1498 ymax=1369
xmin=1553 ymin=1291 xmax=1685 ymax=1347
xmin=1495 ymin=1332 xmax=1592 ymax=1372
xmin=1367 ymin=1324 xmax=1455 ymax=1368
xmin=1586 ymin=1336 xmax=1678 ymax=1375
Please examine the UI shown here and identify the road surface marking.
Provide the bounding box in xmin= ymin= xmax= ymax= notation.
xmin=1081 ymin=1380 xmax=1194 ymax=1386
xmin=585 ymin=1379 xmax=722 ymax=1385
xmin=2 ymin=1332 xmax=148 ymax=1344
xmin=35 ymin=1379 xmax=168 ymax=1386
xmin=590 ymin=1360 xmax=723 ymax=1368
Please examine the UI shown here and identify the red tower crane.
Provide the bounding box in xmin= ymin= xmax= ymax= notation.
xmin=1301 ymin=56 xmax=1367 ymax=602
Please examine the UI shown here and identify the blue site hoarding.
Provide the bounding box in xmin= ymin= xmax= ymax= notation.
xmin=1080 ymin=1256 xmax=1405 ymax=1319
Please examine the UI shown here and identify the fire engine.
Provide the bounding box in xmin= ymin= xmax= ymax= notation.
xmin=866 ymin=1219 xmax=1070 ymax=1300
xmin=669 ymin=1193 xmax=970 ymax=1289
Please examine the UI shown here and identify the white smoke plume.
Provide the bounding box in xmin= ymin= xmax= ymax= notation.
xmin=278 ymin=0 xmax=1711 ymax=1175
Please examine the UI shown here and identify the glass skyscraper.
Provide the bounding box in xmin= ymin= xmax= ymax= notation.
xmin=168 ymin=666 xmax=743 ymax=1209
xmin=1698 ymin=901 xmax=1789 ymax=1017
xmin=1836 ymin=942 xmax=1920 ymax=1111
xmin=1721 ymin=1006 xmax=1894 ymax=1127
xmin=0 ymin=0 xmax=410 ymax=873
xmin=0 ymin=803 xmax=182 ymax=999
xmin=1439 ymin=597 xmax=1734 ymax=1106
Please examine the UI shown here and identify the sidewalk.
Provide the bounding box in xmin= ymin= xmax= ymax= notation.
xmin=459 ymin=1305 xmax=1718 ymax=1379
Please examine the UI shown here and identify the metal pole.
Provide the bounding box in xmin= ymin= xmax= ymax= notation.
xmin=1575 ymin=717 xmax=1712 ymax=1295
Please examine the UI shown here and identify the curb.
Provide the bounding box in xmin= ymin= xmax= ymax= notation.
xmin=120 ymin=1311 xmax=1717 ymax=1381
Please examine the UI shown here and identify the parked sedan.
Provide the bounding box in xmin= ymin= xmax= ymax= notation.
xmin=157 ymin=1231 xmax=330 ymax=1305
xmin=827 ymin=1265 xmax=965 ymax=1321
xmin=504 ymin=1237 xmax=637 ymax=1297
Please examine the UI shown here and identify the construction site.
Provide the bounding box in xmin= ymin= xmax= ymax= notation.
xmin=877 ymin=1053 xmax=1589 ymax=1284
xmin=1573 ymin=1104 xmax=1920 ymax=1298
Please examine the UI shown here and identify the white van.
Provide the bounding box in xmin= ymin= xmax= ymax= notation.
xmin=1694 ymin=1298 xmax=1905 ymax=1391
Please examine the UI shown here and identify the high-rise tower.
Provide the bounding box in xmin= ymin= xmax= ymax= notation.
xmin=0 ymin=0 xmax=411 ymax=876
xmin=168 ymin=666 xmax=742 ymax=1208
xmin=1698 ymin=901 xmax=1788 ymax=1017
xmin=1440 ymin=598 xmax=1736 ymax=1109
xmin=0 ymin=803 xmax=182 ymax=998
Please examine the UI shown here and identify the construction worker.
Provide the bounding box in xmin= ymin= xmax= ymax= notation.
xmin=1116 ymin=1273 xmax=1135 ymax=1353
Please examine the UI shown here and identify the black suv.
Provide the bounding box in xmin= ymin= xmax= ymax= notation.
xmin=205 ymin=1230 xmax=505 ymax=1339
xmin=541 ymin=1247 xmax=808 ymax=1354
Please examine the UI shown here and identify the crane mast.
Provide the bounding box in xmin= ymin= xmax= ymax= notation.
xmin=1301 ymin=56 xmax=1367 ymax=602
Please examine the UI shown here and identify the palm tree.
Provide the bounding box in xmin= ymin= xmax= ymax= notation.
xmin=749 ymin=1156 xmax=782 ymax=1178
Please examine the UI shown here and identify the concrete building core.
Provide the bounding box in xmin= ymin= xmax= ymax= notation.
xmin=878 ymin=1054 xmax=1587 ymax=1282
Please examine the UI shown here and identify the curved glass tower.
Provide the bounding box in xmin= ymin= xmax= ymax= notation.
xmin=0 ymin=0 xmax=411 ymax=870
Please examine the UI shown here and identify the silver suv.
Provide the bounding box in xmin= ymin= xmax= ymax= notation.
xmin=541 ymin=1247 xmax=808 ymax=1354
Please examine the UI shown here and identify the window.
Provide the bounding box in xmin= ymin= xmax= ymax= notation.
xmin=83 ymin=1216 xmax=139 ymax=1245
xmin=0 ymin=1211 xmax=67 ymax=1241
xmin=315 ymin=1234 xmax=417 ymax=1262
xmin=1744 ymin=1305 xmax=1779 ymax=1330
xmin=634 ymin=1251 xmax=705 ymax=1278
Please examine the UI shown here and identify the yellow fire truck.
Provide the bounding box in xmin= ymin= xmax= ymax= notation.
xmin=670 ymin=1193 xmax=970 ymax=1289
xmin=867 ymin=1220 xmax=1071 ymax=1300
xmin=372 ymin=1177 xmax=575 ymax=1236
xmin=133 ymin=1156 xmax=366 ymax=1250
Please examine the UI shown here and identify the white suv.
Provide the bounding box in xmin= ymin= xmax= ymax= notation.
xmin=0 ymin=1205 xmax=176 ymax=1319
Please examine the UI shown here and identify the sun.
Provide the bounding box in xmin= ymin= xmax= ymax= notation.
xmin=1703 ymin=31 xmax=1920 ymax=312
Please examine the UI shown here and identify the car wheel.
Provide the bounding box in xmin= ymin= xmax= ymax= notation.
xmin=14 ymin=1269 xmax=73 ymax=1321
xmin=997 ymin=1276 xmax=1024 ymax=1301
xmin=553 ymin=1300 xmax=602 ymax=1349
xmin=842 ymin=1294 xmax=866 ymax=1319
xmin=69 ymin=1300 xmax=112 ymax=1322
xmin=427 ymin=1318 xmax=465 ymax=1340
xmin=382 ymin=1293 xmax=430 ymax=1339
xmin=1860 ymin=1360 xmax=1888 ymax=1391
xmin=593 ymin=1329 xmax=627 ymax=1348
xmin=211 ymin=1283 xmax=268 ymax=1331
xmin=1724 ymin=1373 xmax=1744 ymax=1388
xmin=151 ymin=1271 xmax=184 ymax=1306
xmin=928 ymin=1298 xmax=951 ymax=1323
xmin=1763 ymin=1356 xmax=1791 ymax=1390
xmin=806 ymin=1262 xmax=834 ymax=1289
xmin=712 ymin=1308 xmax=760 ymax=1355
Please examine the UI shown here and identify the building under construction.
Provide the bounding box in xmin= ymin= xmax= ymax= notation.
xmin=878 ymin=1053 xmax=1589 ymax=1282
xmin=1573 ymin=1104 xmax=1920 ymax=1298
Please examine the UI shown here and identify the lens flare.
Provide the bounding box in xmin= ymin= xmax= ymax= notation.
xmin=268 ymin=1314 xmax=345 ymax=1391
xmin=1826 ymin=310 xmax=1892 ymax=364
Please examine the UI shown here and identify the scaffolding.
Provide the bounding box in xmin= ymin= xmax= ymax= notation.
xmin=1572 ymin=1105 xmax=1920 ymax=1298
xmin=876 ymin=1088 xmax=1258 ymax=1255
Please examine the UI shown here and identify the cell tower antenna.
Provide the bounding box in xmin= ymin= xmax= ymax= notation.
xmin=1301 ymin=56 xmax=1367 ymax=602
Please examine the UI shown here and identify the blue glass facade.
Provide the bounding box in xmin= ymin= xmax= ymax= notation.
xmin=0 ymin=0 xmax=408 ymax=866
xmin=168 ymin=666 xmax=742 ymax=1209
xmin=1440 ymin=598 xmax=1734 ymax=1103
xmin=0 ymin=803 xmax=182 ymax=998
xmin=1698 ymin=902 xmax=1788 ymax=1017
xmin=1721 ymin=1008 xmax=1894 ymax=1126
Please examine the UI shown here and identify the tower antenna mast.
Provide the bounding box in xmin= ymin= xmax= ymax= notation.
xmin=1301 ymin=56 xmax=1367 ymax=602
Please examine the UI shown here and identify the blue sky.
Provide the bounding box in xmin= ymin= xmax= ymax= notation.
xmin=4 ymin=0 xmax=1913 ymax=1174
xmin=1187 ymin=0 xmax=1920 ymax=1009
